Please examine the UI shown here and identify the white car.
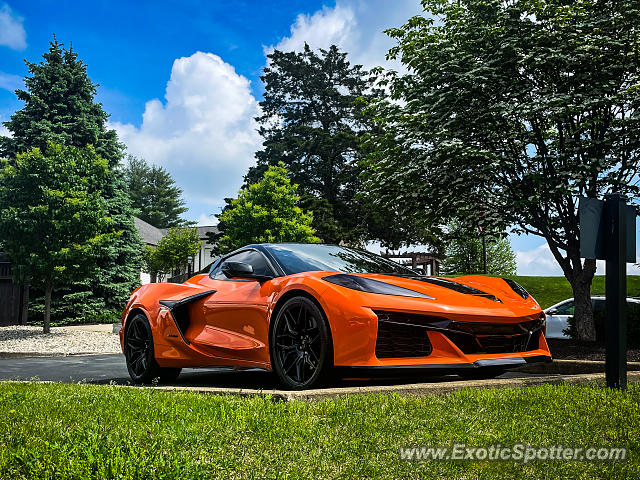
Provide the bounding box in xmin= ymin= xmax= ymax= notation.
xmin=544 ymin=296 xmax=640 ymax=339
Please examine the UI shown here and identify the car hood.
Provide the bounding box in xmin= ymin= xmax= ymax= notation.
xmin=321 ymin=272 xmax=542 ymax=319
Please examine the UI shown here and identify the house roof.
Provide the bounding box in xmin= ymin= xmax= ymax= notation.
xmin=196 ymin=225 xmax=218 ymax=240
xmin=134 ymin=217 xmax=219 ymax=245
xmin=134 ymin=217 xmax=164 ymax=246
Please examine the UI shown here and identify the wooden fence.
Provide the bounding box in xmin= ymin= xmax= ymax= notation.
xmin=0 ymin=255 xmax=29 ymax=326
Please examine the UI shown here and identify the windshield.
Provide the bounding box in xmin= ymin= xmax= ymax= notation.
xmin=264 ymin=244 xmax=416 ymax=275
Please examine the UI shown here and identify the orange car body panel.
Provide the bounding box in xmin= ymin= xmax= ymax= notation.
xmin=120 ymin=268 xmax=552 ymax=371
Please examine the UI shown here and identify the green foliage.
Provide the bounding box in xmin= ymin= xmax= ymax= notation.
xmin=442 ymin=221 xmax=516 ymax=275
xmin=0 ymin=144 xmax=116 ymax=331
xmin=0 ymin=37 xmax=120 ymax=167
xmin=1 ymin=37 xmax=143 ymax=325
xmin=143 ymin=227 xmax=201 ymax=281
xmin=217 ymin=163 xmax=319 ymax=254
xmin=246 ymin=44 xmax=379 ymax=245
xmin=124 ymin=156 xmax=189 ymax=229
xmin=363 ymin=0 xmax=640 ymax=340
xmin=1 ymin=382 xmax=639 ymax=478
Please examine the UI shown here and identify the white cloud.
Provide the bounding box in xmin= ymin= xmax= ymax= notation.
xmin=196 ymin=213 xmax=218 ymax=227
xmin=0 ymin=121 xmax=11 ymax=138
xmin=266 ymin=0 xmax=423 ymax=71
xmin=0 ymin=71 xmax=22 ymax=92
xmin=0 ymin=3 xmax=26 ymax=50
xmin=112 ymin=52 xmax=261 ymax=222
xmin=516 ymin=242 xmax=640 ymax=276
xmin=516 ymin=243 xmax=564 ymax=276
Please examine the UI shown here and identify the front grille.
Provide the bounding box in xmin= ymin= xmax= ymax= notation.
xmin=442 ymin=318 xmax=543 ymax=354
xmin=373 ymin=310 xmax=543 ymax=357
xmin=375 ymin=313 xmax=433 ymax=358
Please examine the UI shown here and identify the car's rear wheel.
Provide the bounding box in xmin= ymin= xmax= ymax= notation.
xmin=457 ymin=367 xmax=505 ymax=380
xmin=270 ymin=296 xmax=332 ymax=389
xmin=124 ymin=313 xmax=181 ymax=384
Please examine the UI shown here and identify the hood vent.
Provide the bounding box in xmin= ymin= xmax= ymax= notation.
xmin=402 ymin=276 xmax=502 ymax=303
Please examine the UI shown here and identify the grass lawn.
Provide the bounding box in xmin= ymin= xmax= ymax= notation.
xmin=503 ymin=275 xmax=640 ymax=309
xmin=0 ymin=382 xmax=638 ymax=479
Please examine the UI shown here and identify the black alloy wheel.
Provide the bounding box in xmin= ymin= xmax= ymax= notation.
xmin=124 ymin=313 xmax=181 ymax=384
xmin=270 ymin=296 xmax=332 ymax=389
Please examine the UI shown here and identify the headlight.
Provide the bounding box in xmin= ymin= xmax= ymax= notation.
xmin=322 ymin=274 xmax=434 ymax=299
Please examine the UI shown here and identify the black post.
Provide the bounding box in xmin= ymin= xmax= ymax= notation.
xmin=605 ymin=193 xmax=627 ymax=390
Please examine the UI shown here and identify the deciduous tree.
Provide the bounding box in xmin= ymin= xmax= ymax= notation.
xmin=441 ymin=221 xmax=517 ymax=276
xmin=0 ymin=144 xmax=115 ymax=332
xmin=143 ymin=227 xmax=201 ymax=282
xmin=363 ymin=0 xmax=640 ymax=340
xmin=217 ymin=163 xmax=319 ymax=253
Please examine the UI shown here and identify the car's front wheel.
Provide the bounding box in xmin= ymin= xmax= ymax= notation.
xmin=270 ymin=296 xmax=332 ymax=389
xmin=124 ymin=313 xmax=181 ymax=384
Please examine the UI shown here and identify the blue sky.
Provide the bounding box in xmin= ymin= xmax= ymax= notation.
xmin=1 ymin=0 xmax=638 ymax=275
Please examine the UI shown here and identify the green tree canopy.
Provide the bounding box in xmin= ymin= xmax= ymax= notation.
xmin=362 ymin=0 xmax=640 ymax=340
xmin=143 ymin=227 xmax=201 ymax=282
xmin=0 ymin=144 xmax=115 ymax=332
xmin=245 ymin=44 xmax=378 ymax=245
xmin=1 ymin=38 xmax=143 ymax=324
xmin=441 ymin=221 xmax=517 ymax=276
xmin=216 ymin=163 xmax=319 ymax=254
xmin=124 ymin=156 xmax=189 ymax=228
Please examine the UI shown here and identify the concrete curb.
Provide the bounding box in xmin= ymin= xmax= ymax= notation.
xmin=516 ymin=359 xmax=640 ymax=374
xmin=146 ymin=371 xmax=640 ymax=402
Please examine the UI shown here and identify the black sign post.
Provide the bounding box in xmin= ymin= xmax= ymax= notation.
xmin=579 ymin=194 xmax=636 ymax=391
xmin=604 ymin=193 xmax=627 ymax=390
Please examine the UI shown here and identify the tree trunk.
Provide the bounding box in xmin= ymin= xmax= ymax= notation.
xmin=548 ymin=241 xmax=597 ymax=342
xmin=43 ymin=280 xmax=52 ymax=334
xmin=566 ymin=257 xmax=597 ymax=342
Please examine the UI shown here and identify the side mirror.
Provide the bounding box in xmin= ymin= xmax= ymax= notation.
xmin=221 ymin=261 xmax=272 ymax=282
xmin=546 ymin=308 xmax=558 ymax=315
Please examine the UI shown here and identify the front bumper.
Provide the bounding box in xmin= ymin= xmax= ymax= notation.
xmin=335 ymin=354 xmax=551 ymax=376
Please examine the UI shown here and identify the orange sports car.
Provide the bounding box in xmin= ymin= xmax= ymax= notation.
xmin=120 ymin=243 xmax=551 ymax=388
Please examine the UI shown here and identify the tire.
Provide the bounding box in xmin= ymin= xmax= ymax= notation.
xmin=124 ymin=313 xmax=182 ymax=384
xmin=457 ymin=367 xmax=505 ymax=380
xmin=270 ymin=296 xmax=333 ymax=389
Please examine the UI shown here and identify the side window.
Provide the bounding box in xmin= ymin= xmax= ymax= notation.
xmin=555 ymin=300 xmax=575 ymax=316
xmin=210 ymin=250 xmax=273 ymax=280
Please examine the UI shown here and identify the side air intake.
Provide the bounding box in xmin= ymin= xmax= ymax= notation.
xmin=159 ymin=290 xmax=215 ymax=344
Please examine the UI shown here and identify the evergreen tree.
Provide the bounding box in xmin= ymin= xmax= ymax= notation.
xmin=124 ymin=156 xmax=189 ymax=228
xmin=245 ymin=44 xmax=378 ymax=245
xmin=1 ymin=38 xmax=143 ymax=324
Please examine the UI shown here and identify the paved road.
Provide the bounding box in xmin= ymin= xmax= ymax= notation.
xmin=0 ymin=354 xmax=542 ymax=389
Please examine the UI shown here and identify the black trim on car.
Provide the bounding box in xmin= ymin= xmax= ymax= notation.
xmin=502 ymin=278 xmax=530 ymax=299
xmin=335 ymin=355 xmax=552 ymax=376
xmin=395 ymin=276 xmax=502 ymax=303
xmin=159 ymin=290 xmax=216 ymax=344
xmin=208 ymin=247 xmax=280 ymax=281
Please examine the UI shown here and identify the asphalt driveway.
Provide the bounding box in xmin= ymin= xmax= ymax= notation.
xmin=0 ymin=354 xmax=544 ymax=389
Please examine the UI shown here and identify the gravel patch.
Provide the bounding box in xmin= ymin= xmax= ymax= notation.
xmin=0 ymin=325 xmax=121 ymax=355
